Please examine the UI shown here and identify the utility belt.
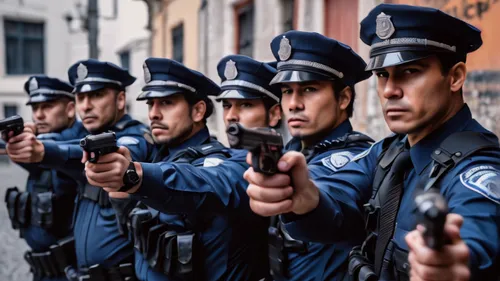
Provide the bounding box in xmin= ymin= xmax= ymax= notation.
xmin=348 ymin=238 xmax=410 ymax=281
xmin=24 ymin=237 xmax=77 ymax=279
xmin=75 ymin=263 xmax=137 ymax=281
xmin=80 ymin=183 xmax=110 ymax=207
xmin=127 ymin=206 xmax=196 ymax=280
xmin=268 ymin=220 xmax=308 ymax=280
xmin=5 ymin=187 xmax=57 ymax=230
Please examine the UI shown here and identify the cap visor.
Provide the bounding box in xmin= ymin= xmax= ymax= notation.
xmin=270 ymin=70 xmax=332 ymax=85
xmin=136 ymin=87 xmax=187 ymax=101
xmin=26 ymin=95 xmax=61 ymax=105
xmin=366 ymin=51 xmax=433 ymax=71
xmin=215 ymin=89 xmax=264 ymax=101
xmin=74 ymin=83 xmax=106 ymax=94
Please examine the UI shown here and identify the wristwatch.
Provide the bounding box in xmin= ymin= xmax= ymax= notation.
xmin=120 ymin=162 xmax=140 ymax=192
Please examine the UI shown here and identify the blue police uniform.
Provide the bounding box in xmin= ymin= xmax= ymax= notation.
xmin=125 ymin=58 xmax=269 ymax=281
xmin=264 ymin=31 xmax=375 ymax=281
xmin=5 ymin=76 xmax=84 ymax=281
xmin=35 ymin=60 xmax=151 ymax=280
xmin=280 ymin=5 xmax=500 ymax=281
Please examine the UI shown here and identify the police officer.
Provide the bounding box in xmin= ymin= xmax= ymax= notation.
xmin=6 ymin=59 xmax=151 ymax=280
xmin=244 ymin=4 xmax=500 ymax=281
xmin=5 ymin=75 xmax=86 ymax=281
xmin=243 ymin=31 xmax=373 ymax=281
xmin=216 ymin=54 xmax=281 ymax=129
xmin=84 ymin=57 xmax=269 ymax=281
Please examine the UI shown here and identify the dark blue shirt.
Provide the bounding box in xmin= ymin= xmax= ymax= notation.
xmin=132 ymin=127 xmax=269 ymax=281
xmin=283 ymin=105 xmax=500 ymax=280
xmin=18 ymin=120 xmax=87 ymax=252
xmin=16 ymin=121 xmax=87 ymax=281
xmin=280 ymin=120 xmax=373 ymax=281
xmin=38 ymin=114 xmax=151 ymax=269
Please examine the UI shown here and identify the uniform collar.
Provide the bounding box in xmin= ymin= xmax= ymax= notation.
xmin=285 ymin=119 xmax=353 ymax=152
xmin=64 ymin=120 xmax=87 ymax=139
xmin=165 ymin=127 xmax=211 ymax=161
xmin=110 ymin=114 xmax=131 ymax=130
xmin=410 ymin=104 xmax=472 ymax=174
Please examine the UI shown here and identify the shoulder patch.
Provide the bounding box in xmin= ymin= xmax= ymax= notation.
xmin=321 ymin=151 xmax=353 ymax=172
xmin=460 ymin=165 xmax=500 ymax=204
xmin=203 ymin=157 xmax=224 ymax=167
xmin=117 ymin=136 xmax=140 ymax=146
xmin=351 ymin=138 xmax=385 ymax=162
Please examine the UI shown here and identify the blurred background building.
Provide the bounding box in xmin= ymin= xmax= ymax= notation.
xmin=149 ymin=0 xmax=500 ymax=143
xmin=0 ymin=0 xmax=498 ymax=280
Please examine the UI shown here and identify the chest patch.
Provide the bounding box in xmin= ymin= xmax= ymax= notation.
xmin=321 ymin=151 xmax=353 ymax=172
xmin=203 ymin=157 xmax=224 ymax=167
xmin=460 ymin=165 xmax=500 ymax=204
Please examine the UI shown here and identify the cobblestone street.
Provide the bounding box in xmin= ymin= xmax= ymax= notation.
xmin=0 ymin=157 xmax=31 ymax=281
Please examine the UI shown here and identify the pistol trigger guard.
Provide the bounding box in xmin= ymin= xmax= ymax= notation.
xmin=89 ymin=151 xmax=100 ymax=164
xmin=251 ymin=147 xmax=262 ymax=174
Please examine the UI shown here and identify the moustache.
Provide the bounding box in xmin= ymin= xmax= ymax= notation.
xmin=287 ymin=113 xmax=308 ymax=121
xmin=82 ymin=115 xmax=98 ymax=120
xmin=151 ymin=122 xmax=169 ymax=130
xmin=383 ymin=101 xmax=411 ymax=111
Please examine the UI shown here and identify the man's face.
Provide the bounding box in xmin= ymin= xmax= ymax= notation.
xmin=31 ymin=99 xmax=74 ymax=134
xmin=280 ymin=81 xmax=343 ymax=141
xmin=76 ymin=88 xmax=121 ymax=134
xmin=147 ymin=94 xmax=195 ymax=145
xmin=374 ymin=56 xmax=453 ymax=135
xmin=222 ymin=98 xmax=269 ymax=128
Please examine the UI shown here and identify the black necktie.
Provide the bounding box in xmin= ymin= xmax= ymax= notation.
xmin=374 ymin=148 xmax=413 ymax=275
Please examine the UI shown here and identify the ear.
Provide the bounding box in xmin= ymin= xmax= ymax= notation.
xmin=337 ymin=86 xmax=352 ymax=111
xmin=116 ymin=91 xmax=126 ymax=111
xmin=191 ymin=100 xmax=207 ymax=123
xmin=267 ymin=103 xmax=282 ymax=127
xmin=66 ymin=101 xmax=76 ymax=119
xmin=449 ymin=62 xmax=467 ymax=93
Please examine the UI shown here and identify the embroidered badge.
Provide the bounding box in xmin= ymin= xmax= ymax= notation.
xmin=321 ymin=151 xmax=354 ymax=172
xmin=460 ymin=165 xmax=500 ymax=204
xmin=203 ymin=157 xmax=224 ymax=167
xmin=117 ymin=136 xmax=140 ymax=146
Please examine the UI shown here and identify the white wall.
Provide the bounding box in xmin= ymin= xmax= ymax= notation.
xmin=0 ymin=0 xmax=74 ymax=121
xmin=69 ymin=0 xmax=150 ymax=124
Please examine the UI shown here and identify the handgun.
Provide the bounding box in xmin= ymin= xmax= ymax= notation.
xmin=415 ymin=190 xmax=449 ymax=250
xmin=226 ymin=123 xmax=284 ymax=175
xmin=0 ymin=115 xmax=24 ymax=140
xmin=80 ymin=132 xmax=118 ymax=163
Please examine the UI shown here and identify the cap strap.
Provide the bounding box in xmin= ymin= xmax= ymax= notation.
xmin=371 ymin=37 xmax=456 ymax=53
xmin=30 ymin=89 xmax=74 ymax=98
xmin=75 ymin=77 xmax=123 ymax=86
xmin=221 ymin=80 xmax=279 ymax=102
xmin=145 ymin=80 xmax=196 ymax=93
xmin=277 ymin=59 xmax=344 ymax=79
